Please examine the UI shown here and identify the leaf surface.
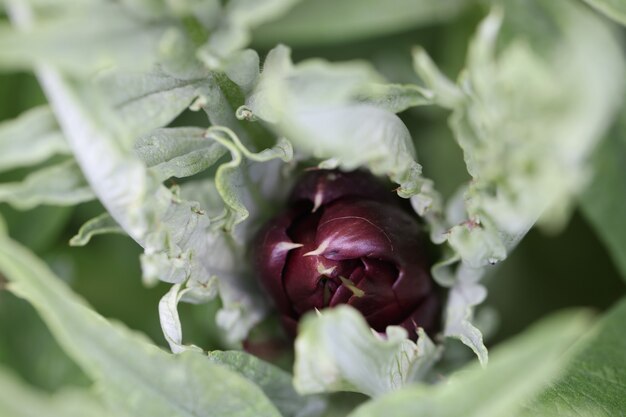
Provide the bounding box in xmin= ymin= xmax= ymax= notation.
xmin=0 ymin=106 xmax=70 ymax=173
xmin=294 ymin=306 xmax=440 ymax=397
xmin=522 ymin=299 xmax=626 ymax=417
xmin=0 ymin=233 xmax=282 ymax=417
xmin=348 ymin=309 xmax=593 ymax=417
xmin=580 ymin=115 xmax=626 ymax=281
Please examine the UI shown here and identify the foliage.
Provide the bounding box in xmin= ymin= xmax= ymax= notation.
xmin=0 ymin=0 xmax=625 ymax=415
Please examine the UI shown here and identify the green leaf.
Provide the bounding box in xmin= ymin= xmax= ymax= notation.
xmin=0 ymin=233 xmax=282 ymax=417
xmin=210 ymin=127 xmax=292 ymax=230
xmin=252 ymin=0 xmax=469 ymax=46
xmin=0 ymin=160 xmax=94 ymax=210
xmin=117 ymin=0 xmax=170 ymax=20
xmin=23 ymin=47 xmax=267 ymax=343
xmin=0 ymin=365 xmax=112 ymax=417
xmin=581 ymin=0 xmax=626 ymax=26
xmin=294 ymin=306 xmax=440 ymax=397
xmin=69 ymin=212 xmax=124 ymax=246
xmin=0 ymin=3 xmax=165 ymax=75
xmin=414 ymin=1 xmax=624 ymax=269
xmin=208 ymin=350 xmax=326 ymax=417
xmin=0 ymin=106 xmax=70 ymax=173
xmin=99 ymin=70 xmax=211 ymax=139
xmin=580 ymin=118 xmax=626 ymax=281
xmin=347 ymin=309 xmax=593 ymax=417
xmin=197 ymin=0 xmax=302 ymax=68
xmin=246 ymin=45 xmax=441 ymax=203
xmin=411 ymin=0 xmax=624 ymax=361
xmin=355 ymin=83 xmax=434 ymax=114
xmin=522 ymin=299 xmax=626 ymax=416
xmin=134 ymin=127 xmax=227 ymax=182
xmin=158 ymin=281 xmax=217 ymax=353
xmin=440 ymin=263 xmax=489 ymax=365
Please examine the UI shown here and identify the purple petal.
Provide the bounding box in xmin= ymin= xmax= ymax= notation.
xmin=315 ymin=198 xmax=433 ymax=310
xmin=254 ymin=208 xmax=303 ymax=315
xmin=344 ymin=259 xmax=403 ymax=330
xmin=291 ymin=169 xmax=394 ymax=211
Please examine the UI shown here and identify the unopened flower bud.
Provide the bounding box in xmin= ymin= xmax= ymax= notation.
xmin=255 ymin=169 xmax=439 ymax=338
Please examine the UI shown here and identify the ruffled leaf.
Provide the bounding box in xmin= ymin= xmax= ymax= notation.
xmin=0 ymin=106 xmax=70 ymax=173
xmin=208 ymin=351 xmax=326 ymax=417
xmin=410 ymin=1 xmax=625 ymax=361
xmin=246 ymin=45 xmax=441 ymax=203
xmin=197 ymin=0 xmax=302 ymax=69
xmin=210 ymin=127 xmax=293 ymax=230
xmin=0 ymin=3 xmax=166 ymax=75
xmin=414 ymin=3 xmax=624 ymax=268
xmin=347 ymin=309 xmax=593 ymax=417
xmin=0 ymin=365 xmax=113 ymax=417
xmin=0 ymin=233 xmax=282 ymax=417
xmin=98 ymin=70 xmax=212 ymax=140
xmin=0 ymin=160 xmax=95 ymax=210
xmin=69 ymin=212 xmax=124 ymax=247
xmin=294 ymin=306 xmax=441 ymax=397
xmin=159 ymin=282 xmax=216 ymax=353
xmin=355 ymin=83 xmax=434 ymax=113
xmin=27 ymin=58 xmax=267 ymax=345
xmin=134 ymin=127 xmax=227 ymax=182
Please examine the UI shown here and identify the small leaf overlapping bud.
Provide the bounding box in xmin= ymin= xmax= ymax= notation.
xmin=255 ymin=169 xmax=439 ymax=338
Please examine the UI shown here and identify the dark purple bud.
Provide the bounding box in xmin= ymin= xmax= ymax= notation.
xmin=255 ymin=169 xmax=440 ymax=338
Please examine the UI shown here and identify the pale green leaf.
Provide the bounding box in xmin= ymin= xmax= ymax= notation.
xmin=209 ymin=351 xmax=326 ymax=417
xmin=246 ymin=45 xmax=442 ymax=203
xmin=348 ymin=309 xmax=593 ymax=417
xmin=22 ymin=45 xmax=267 ymax=343
xmin=99 ymin=70 xmax=211 ymax=139
xmin=69 ymin=212 xmax=124 ymax=247
xmin=178 ymin=178 xmax=229 ymax=219
xmin=580 ymin=118 xmax=626 ymax=281
xmin=0 ymin=106 xmax=70 ymax=173
xmin=224 ymin=49 xmax=261 ymax=93
xmin=118 ymin=0 xmax=169 ymax=20
xmin=168 ymin=0 xmax=221 ymax=28
xmin=0 ymin=234 xmax=282 ymax=417
xmin=158 ymin=281 xmax=216 ymax=353
xmin=0 ymin=380 xmax=104 ymax=417
xmin=0 ymin=365 xmax=112 ymax=417
xmin=1 ymin=3 xmax=165 ymax=75
xmin=522 ymin=298 xmax=626 ymax=417
xmin=425 ymin=1 xmax=624 ymax=268
xmin=134 ymin=127 xmax=227 ymax=182
xmin=355 ymin=83 xmax=434 ymax=113
xmin=201 ymin=74 xmax=260 ymax=147
xmin=581 ymin=0 xmax=626 ymax=26
xmin=210 ymin=127 xmax=292 ymax=230
xmin=0 ymin=160 xmax=94 ymax=210
xmin=411 ymin=46 xmax=464 ymax=109
xmin=198 ymin=0 xmax=301 ymax=68
xmin=294 ymin=306 xmax=441 ymax=397
xmin=252 ymin=0 xmax=469 ymax=46
xmin=439 ymin=262 xmax=488 ymax=365
xmin=410 ymin=0 xmax=624 ymax=361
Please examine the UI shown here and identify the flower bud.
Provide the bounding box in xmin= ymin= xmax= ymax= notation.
xmin=255 ymin=169 xmax=439 ymax=338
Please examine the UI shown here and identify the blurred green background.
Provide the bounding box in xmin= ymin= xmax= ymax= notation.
xmin=0 ymin=4 xmax=624 ymax=395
